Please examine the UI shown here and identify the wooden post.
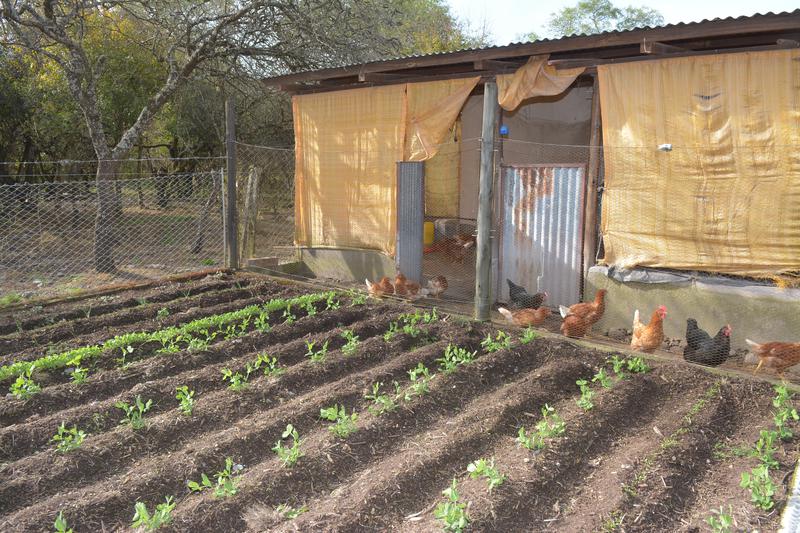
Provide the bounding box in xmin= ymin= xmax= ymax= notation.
xmin=582 ymin=75 xmax=603 ymax=297
xmin=225 ymin=97 xmax=239 ymax=270
xmin=474 ymin=81 xmax=499 ymax=321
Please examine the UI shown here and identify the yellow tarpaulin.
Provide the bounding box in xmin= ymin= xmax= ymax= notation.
xmin=497 ymin=55 xmax=585 ymax=112
xmin=294 ymin=77 xmax=478 ymax=255
xmin=294 ymin=84 xmax=406 ymax=256
xmin=424 ymin=122 xmax=461 ymax=218
xmin=598 ymin=49 xmax=800 ymax=275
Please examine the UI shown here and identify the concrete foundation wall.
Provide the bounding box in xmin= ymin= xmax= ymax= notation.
xmin=586 ymin=266 xmax=800 ymax=350
xmin=300 ymin=248 xmax=395 ymax=283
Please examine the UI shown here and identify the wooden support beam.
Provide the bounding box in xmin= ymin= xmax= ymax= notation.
xmin=224 ymin=97 xmax=239 ymax=270
xmin=581 ymin=75 xmax=603 ymax=297
xmin=640 ymin=39 xmax=688 ymax=54
xmin=549 ymin=58 xmax=602 ymax=69
xmin=474 ymin=81 xmax=499 ymax=321
xmin=777 ymin=38 xmax=800 ymax=48
xmin=357 ymin=72 xmax=408 ymax=82
xmin=473 ymin=59 xmax=522 ymax=71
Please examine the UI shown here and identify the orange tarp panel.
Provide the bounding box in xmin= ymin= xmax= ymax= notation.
xmin=497 ymin=55 xmax=584 ymax=112
xmin=293 ymin=77 xmax=478 ymax=254
xmin=598 ymin=49 xmax=800 ymax=275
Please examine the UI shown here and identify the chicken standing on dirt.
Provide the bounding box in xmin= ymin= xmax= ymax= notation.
xmin=365 ymin=276 xmax=394 ymax=298
xmin=630 ymin=305 xmax=667 ymax=353
xmin=683 ymin=319 xmax=732 ymax=366
xmin=427 ymin=275 xmax=448 ymax=298
xmin=498 ymin=306 xmax=551 ymax=327
xmin=506 ymin=279 xmax=547 ymax=309
xmin=559 ymin=289 xmax=606 ymax=330
xmin=744 ymin=339 xmax=800 ymax=376
xmin=394 ymin=273 xmax=429 ymax=300
xmin=560 ymin=312 xmax=591 ymax=338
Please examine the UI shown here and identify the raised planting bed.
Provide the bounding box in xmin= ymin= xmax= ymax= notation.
xmin=0 ymin=275 xmax=797 ymax=532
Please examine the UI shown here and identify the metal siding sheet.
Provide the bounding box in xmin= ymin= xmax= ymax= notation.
xmin=499 ymin=165 xmax=585 ymax=308
xmin=396 ymin=162 xmax=425 ymax=283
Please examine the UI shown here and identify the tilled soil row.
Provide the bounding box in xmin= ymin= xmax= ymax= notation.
xmin=0 ymin=279 xmax=295 ymax=363
xmin=272 ymin=343 xmax=599 ymax=533
xmin=612 ymin=380 xmax=785 ymax=533
xmin=0 ymin=296 xmax=368 ymax=426
xmin=416 ymin=368 xmax=709 ymax=533
xmin=0 ymin=302 xmax=382 ymax=457
xmin=0 ymin=322 xmax=478 ymax=532
xmin=0 ymin=275 xmax=244 ymax=337
xmin=168 ymin=338 xmax=589 ymax=532
xmin=0 ymin=308 xmax=409 ymax=512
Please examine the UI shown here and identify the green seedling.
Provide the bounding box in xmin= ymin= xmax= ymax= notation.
xmin=752 ymin=429 xmax=780 ymax=469
xmin=467 ymin=457 xmax=506 ymax=492
xmin=434 ymin=478 xmax=469 ymax=532
xmin=156 ymin=307 xmax=170 ymax=320
xmin=592 ymin=368 xmax=613 ymax=388
xmin=276 ymin=503 xmax=309 ymax=519
xmin=609 ymin=355 xmax=628 ymax=377
xmin=305 ymin=340 xmax=329 ymax=363
xmin=51 ymin=422 xmax=86 ymax=453
xmin=576 ymin=379 xmax=594 ymax=411
xmin=188 ymin=457 xmax=241 ymax=497
xmin=402 ymin=363 xmax=433 ymax=401
xmin=238 ymin=316 xmax=251 ymax=335
xmin=131 ymin=496 xmax=175 ymax=530
xmin=54 ymin=511 xmax=73 ymax=533
xmin=706 ymin=505 xmax=733 ymax=533
xmin=481 ymin=331 xmax=511 ymax=352
xmin=350 ymin=293 xmax=367 ymax=306
xmin=255 ymin=353 xmax=285 ymax=377
xmin=626 ymin=356 xmax=651 ymax=373
xmin=115 ymin=395 xmax=153 ymax=430
xmin=383 ymin=321 xmax=399 ymax=342
xmin=772 ymin=384 xmax=799 ymax=440
xmin=254 ymin=312 xmax=271 ymax=333
xmin=437 ymin=344 xmax=477 ymax=373
xmin=272 ymin=424 xmax=304 ymax=467
xmin=320 ymin=404 xmax=359 ymax=438
xmin=422 ymin=308 xmax=439 ymax=324
xmin=187 ymin=337 xmax=209 ymax=353
xmin=10 ymin=364 xmax=41 ymax=400
xmin=341 ymin=330 xmax=360 ymax=356
xmin=365 ymin=382 xmax=399 ymax=415
xmin=520 ymin=327 xmax=538 ymax=344
xmin=70 ymin=366 xmax=89 ymax=384
xmin=302 ymin=300 xmax=317 ymax=317
xmin=402 ymin=321 xmax=423 ymax=338
xmin=282 ymin=305 xmax=296 ymax=324
xmin=221 ymin=367 xmax=251 ymax=391
xmin=118 ymin=344 xmax=137 ymax=366
xmin=517 ymin=403 xmax=566 ymax=450
xmin=175 ymin=386 xmax=196 ymax=415
xmin=325 ymin=293 xmax=341 ymax=310
xmin=740 ymin=463 xmax=775 ymax=510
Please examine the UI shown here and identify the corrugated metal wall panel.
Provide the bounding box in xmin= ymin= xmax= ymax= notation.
xmin=396 ymin=162 xmax=425 ymax=283
xmin=498 ymin=165 xmax=585 ymax=308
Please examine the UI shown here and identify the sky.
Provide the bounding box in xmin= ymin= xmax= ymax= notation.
xmin=446 ymin=0 xmax=799 ymax=44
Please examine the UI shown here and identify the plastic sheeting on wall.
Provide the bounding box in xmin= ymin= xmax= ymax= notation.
xmin=293 ymin=77 xmax=479 ymax=255
xmin=598 ymin=49 xmax=800 ymax=276
xmin=497 ymin=55 xmax=584 ymax=112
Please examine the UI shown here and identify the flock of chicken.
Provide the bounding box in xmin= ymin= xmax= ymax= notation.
xmin=366 ymin=273 xmax=800 ymax=376
xmin=495 ymin=279 xmax=800 ymax=377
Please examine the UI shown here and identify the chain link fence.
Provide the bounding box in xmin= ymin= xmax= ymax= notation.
xmin=0 ymin=170 xmax=224 ymax=300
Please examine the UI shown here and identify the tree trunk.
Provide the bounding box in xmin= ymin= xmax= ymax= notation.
xmin=94 ymin=159 xmax=121 ymax=272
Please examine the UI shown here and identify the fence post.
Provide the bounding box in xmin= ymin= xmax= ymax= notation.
xmin=474 ymin=81 xmax=499 ymax=321
xmin=225 ymin=96 xmax=239 ymax=270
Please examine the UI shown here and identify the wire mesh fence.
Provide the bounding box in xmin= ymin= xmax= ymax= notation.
xmin=0 ymin=171 xmax=224 ymax=300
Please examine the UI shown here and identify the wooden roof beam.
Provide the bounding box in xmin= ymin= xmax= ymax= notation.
xmin=473 ymin=59 xmax=523 ymax=72
xmin=358 ymin=72 xmax=408 ymax=82
xmin=776 ymin=38 xmax=800 ymax=48
xmin=640 ymin=39 xmax=688 ymax=54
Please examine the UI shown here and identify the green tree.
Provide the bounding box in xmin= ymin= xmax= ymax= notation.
xmin=525 ymin=0 xmax=664 ymax=40
xmin=548 ymin=0 xmax=663 ymax=36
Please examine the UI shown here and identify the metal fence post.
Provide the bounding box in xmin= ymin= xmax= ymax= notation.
xmin=225 ymin=96 xmax=239 ymax=270
xmin=474 ymin=81 xmax=499 ymax=321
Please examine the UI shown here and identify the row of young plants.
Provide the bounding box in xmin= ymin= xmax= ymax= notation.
xmin=2 ymin=291 xmax=341 ymax=394
xmin=432 ymin=354 xmax=652 ymax=532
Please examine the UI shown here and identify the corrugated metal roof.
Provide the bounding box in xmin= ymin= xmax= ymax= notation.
xmin=267 ymin=9 xmax=800 ymax=82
